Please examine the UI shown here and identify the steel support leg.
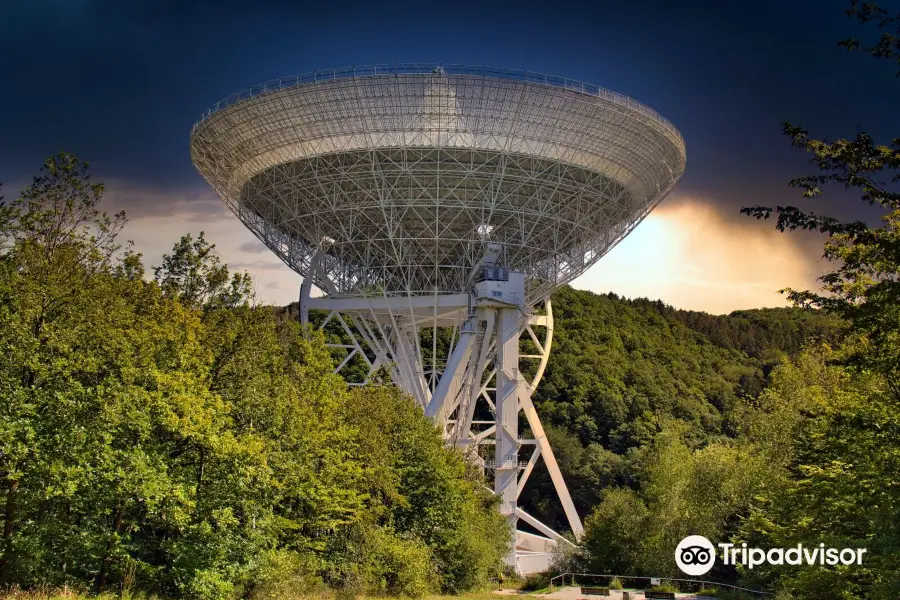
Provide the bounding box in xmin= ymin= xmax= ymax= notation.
xmin=495 ymin=306 xmax=520 ymax=566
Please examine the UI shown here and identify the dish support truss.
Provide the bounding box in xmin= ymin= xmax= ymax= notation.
xmin=300 ymin=258 xmax=581 ymax=573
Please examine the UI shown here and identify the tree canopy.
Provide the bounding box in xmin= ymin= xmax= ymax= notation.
xmin=0 ymin=153 xmax=508 ymax=599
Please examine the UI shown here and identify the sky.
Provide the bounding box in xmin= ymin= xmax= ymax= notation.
xmin=1 ymin=0 xmax=897 ymax=314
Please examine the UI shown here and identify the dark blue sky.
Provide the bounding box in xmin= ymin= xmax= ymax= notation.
xmin=1 ymin=0 xmax=896 ymax=223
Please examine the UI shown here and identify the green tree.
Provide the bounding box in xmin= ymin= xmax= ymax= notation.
xmin=581 ymin=488 xmax=650 ymax=575
xmin=154 ymin=231 xmax=253 ymax=310
xmin=741 ymin=1 xmax=900 ymax=395
xmin=0 ymin=152 xmax=511 ymax=597
xmin=580 ymin=423 xmax=766 ymax=579
xmin=738 ymin=348 xmax=899 ymax=599
xmin=0 ymin=153 xmax=219 ymax=590
xmin=336 ymin=384 xmax=509 ymax=594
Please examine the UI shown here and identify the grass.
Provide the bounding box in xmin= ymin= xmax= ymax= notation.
xmin=649 ymin=583 xmax=679 ymax=593
xmin=520 ymin=587 xmax=551 ymax=595
xmin=0 ymin=587 xmax=119 ymax=600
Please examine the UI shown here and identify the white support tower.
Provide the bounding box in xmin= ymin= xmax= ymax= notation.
xmin=297 ymin=256 xmax=584 ymax=570
xmin=191 ymin=64 xmax=686 ymax=574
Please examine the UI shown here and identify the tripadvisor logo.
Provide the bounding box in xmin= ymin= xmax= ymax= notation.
xmin=675 ymin=536 xmax=868 ymax=576
xmin=676 ymin=535 xmax=716 ymax=576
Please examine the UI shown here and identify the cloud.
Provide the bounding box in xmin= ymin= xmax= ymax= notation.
xmin=573 ymin=192 xmax=828 ymax=314
xmin=101 ymin=180 xmax=234 ymax=223
xmin=109 ymin=181 xmax=301 ymax=305
xmin=228 ymin=259 xmax=288 ymax=272
xmin=238 ymin=240 xmax=270 ymax=254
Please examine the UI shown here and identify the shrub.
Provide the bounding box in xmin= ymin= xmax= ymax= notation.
xmin=245 ymin=550 xmax=324 ymax=600
xmin=521 ymin=572 xmax=551 ymax=591
xmin=364 ymin=527 xmax=436 ymax=598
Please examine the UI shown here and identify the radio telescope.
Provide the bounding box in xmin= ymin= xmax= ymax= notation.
xmin=190 ymin=64 xmax=686 ymax=574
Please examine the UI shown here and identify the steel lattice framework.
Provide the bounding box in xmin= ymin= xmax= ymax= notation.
xmin=190 ymin=64 xmax=685 ymax=574
xmin=191 ymin=64 xmax=685 ymax=302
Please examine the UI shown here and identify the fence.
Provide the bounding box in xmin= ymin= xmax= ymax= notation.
xmin=548 ymin=572 xmax=772 ymax=596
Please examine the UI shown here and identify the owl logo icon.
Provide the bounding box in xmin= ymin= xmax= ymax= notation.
xmin=675 ymin=535 xmax=716 ymax=576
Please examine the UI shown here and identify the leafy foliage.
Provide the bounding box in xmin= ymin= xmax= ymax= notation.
xmin=580 ymin=426 xmax=767 ymax=580
xmin=154 ymin=232 xmax=253 ymax=310
xmin=534 ymin=287 xmax=765 ymax=451
xmin=0 ymin=154 xmax=507 ymax=598
xmin=517 ymin=286 xmax=842 ymax=535
xmin=664 ymin=305 xmax=845 ymax=361
xmin=840 ymin=1 xmax=900 ymax=74
xmin=738 ymin=349 xmax=900 ymax=599
xmin=337 ymin=385 xmax=509 ymax=594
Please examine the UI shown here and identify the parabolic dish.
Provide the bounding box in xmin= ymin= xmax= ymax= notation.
xmin=190 ymin=64 xmax=686 ymax=305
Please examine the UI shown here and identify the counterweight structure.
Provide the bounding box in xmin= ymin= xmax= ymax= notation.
xmin=190 ymin=64 xmax=686 ymax=574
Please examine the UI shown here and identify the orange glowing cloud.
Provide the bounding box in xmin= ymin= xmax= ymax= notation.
xmin=573 ymin=194 xmax=828 ymax=314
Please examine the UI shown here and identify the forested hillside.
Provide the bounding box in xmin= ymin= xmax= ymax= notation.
xmin=526 ymin=281 xmax=899 ymax=599
xmin=280 ymin=284 xmax=844 ymax=544
xmin=664 ymin=303 xmax=845 ymax=360
xmin=519 ymin=286 xmax=843 ymax=532
xmin=537 ymin=286 xmax=843 ymax=449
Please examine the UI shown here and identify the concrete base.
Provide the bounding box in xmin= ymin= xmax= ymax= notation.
xmin=515 ymin=530 xmax=557 ymax=575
